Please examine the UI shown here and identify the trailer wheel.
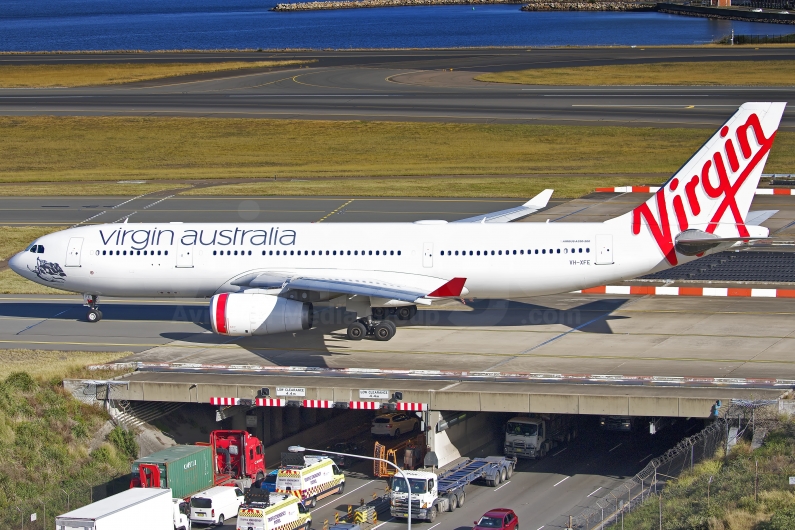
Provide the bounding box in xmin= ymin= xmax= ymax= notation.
xmin=500 ymin=468 xmax=507 ymax=482
xmin=428 ymin=506 xmax=437 ymax=522
xmin=506 ymin=465 xmax=514 ymax=479
xmin=446 ymin=493 xmax=458 ymax=512
xmin=306 ymin=496 xmax=317 ymax=509
xmin=457 ymin=490 xmax=466 ymax=507
xmin=338 ymin=482 xmax=345 ymax=494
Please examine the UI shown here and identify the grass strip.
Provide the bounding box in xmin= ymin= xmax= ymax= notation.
xmin=3 ymin=117 xmax=795 ymax=184
xmin=622 ymin=417 xmax=795 ymax=529
xmin=475 ymin=60 xmax=795 ymax=86
xmin=0 ymin=60 xmax=310 ymax=88
xmin=0 ymin=225 xmax=68 ymax=262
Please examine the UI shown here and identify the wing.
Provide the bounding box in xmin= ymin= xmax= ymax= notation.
xmin=453 ymin=189 xmax=553 ymax=223
xmin=231 ymin=271 xmax=468 ymax=304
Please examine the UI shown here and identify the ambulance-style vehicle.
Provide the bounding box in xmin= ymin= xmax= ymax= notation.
xmin=276 ymin=453 xmax=345 ymax=508
xmin=236 ymin=491 xmax=312 ymax=530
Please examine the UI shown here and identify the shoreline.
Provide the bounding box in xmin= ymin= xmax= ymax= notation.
xmin=273 ymin=0 xmax=525 ymax=11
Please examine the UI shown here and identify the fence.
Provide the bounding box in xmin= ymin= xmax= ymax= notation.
xmin=723 ymin=33 xmax=795 ymax=44
xmin=568 ymin=418 xmax=728 ymax=529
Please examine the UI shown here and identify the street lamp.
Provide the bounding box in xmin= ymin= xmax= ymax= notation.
xmin=287 ymin=445 xmax=412 ymax=529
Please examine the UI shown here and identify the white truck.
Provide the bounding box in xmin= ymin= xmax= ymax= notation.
xmin=389 ymin=457 xmax=515 ymax=523
xmin=503 ymin=414 xmax=578 ymax=459
xmin=55 ymin=487 xmax=190 ymax=530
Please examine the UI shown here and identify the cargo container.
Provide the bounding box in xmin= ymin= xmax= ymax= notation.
xmin=132 ymin=445 xmax=214 ymax=499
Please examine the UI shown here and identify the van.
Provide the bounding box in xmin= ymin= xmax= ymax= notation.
xmin=190 ymin=485 xmax=245 ymax=526
xmin=276 ymin=453 xmax=345 ymax=508
xmin=236 ymin=491 xmax=311 ymax=530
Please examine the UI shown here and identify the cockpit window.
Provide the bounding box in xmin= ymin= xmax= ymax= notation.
xmin=28 ymin=245 xmax=44 ymax=253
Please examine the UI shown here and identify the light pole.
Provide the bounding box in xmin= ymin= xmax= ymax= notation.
xmin=288 ymin=445 xmax=412 ymax=529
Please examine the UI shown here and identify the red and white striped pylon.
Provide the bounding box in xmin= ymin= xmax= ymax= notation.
xmin=302 ymin=400 xmax=335 ymax=408
xmin=210 ymin=397 xmax=239 ymax=406
xmin=574 ymin=285 xmax=795 ymax=298
xmin=210 ymin=397 xmax=287 ymax=406
xmin=256 ymin=398 xmax=286 ymax=407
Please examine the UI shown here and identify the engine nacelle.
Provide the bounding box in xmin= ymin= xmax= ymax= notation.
xmin=210 ymin=293 xmax=313 ymax=336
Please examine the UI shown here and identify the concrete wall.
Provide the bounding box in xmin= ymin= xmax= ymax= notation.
xmin=427 ymin=412 xmax=510 ymax=468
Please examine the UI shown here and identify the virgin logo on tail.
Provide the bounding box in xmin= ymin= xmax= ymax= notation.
xmin=632 ymin=111 xmax=777 ymax=266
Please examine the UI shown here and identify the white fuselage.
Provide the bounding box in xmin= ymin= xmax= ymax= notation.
xmin=9 ymin=219 xmax=668 ymax=299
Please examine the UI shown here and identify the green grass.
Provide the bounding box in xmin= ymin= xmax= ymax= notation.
xmin=0 ymin=360 xmax=137 ymax=527
xmin=475 ymin=60 xmax=795 ymax=86
xmin=5 ymin=117 xmax=795 ymax=184
xmin=0 ymin=225 xmax=66 ymax=262
xmin=621 ymin=418 xmax=795 ymax=529
xmin=0 ymin=60 xmax=311 ymax=88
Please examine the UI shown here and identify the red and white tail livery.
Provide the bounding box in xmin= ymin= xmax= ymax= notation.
xmin=9 ymin=103 xmax=786 ymax=341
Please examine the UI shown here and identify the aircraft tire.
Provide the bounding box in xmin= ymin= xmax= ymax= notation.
xmin=347 ymin=322 xmax=366 ymax=340
xmin=87 ymin=309 xmax=102 ymax=323
xmin=374 ymin=322 xmax=395 ymax=341
xmin=397 ymin=306 xmax=413 ymax=320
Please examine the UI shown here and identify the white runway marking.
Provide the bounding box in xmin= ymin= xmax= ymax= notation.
xmin=553 ymin=476 xmax=569 ymax=487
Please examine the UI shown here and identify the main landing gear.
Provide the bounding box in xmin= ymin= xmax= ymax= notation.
xmin=346 ymin=306 xmax=416 ymax=342
xmin=83 ymin=294 xmax=102 ymax=323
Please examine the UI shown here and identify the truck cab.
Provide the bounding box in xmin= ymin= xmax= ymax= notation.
xmin=203 ymin=430 xmax=266 ymax=482
xmin=504 ymin=415 xmax=577 ymax=459
xmin=390 ymin=470 xmax=439 ymax=522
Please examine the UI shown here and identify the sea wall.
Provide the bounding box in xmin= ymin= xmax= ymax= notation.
xmin=521 ymin=1 xmax=654 ymax=11
xmin=656 ymin=3 xmax=795 ymax=25
xmin=273 ymin=0 xmax=524 ymax=11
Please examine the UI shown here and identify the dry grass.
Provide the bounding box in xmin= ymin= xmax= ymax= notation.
xmin=475 ymin=60 xmax=795 ymax=86
xmin=185 ymin=175 xmax=659 ymax=198
xmin=0 ymin=225 xmax=63 ymax=261
xmin=4 ymin=116 xmax=795 ymax=185
xmin=0 ymin=182 xmax=190 ymax=196
xmin=0 ymin=349 xmax=133 ymax=381
xmin=0 ymin=60 xmax=311 ymax=88
xmin=0 ymin=269 xmax=70 ymax=294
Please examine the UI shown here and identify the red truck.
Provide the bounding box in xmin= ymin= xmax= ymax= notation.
xmin=198 ymin=429 xmax=267 ymax=483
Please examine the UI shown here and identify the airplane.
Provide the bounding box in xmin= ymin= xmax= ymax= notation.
xmin=9 ymin=102 xmax=785 ymax=342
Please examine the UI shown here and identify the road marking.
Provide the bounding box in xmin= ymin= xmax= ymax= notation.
xmin=494 ymin=480 xmax=511 ymax=491
xmin=553 ymin=476 xmax=569 ymax=487
xmin=371 ymin=517 xmax=394 ymax=529
xmin=427 ymin=523 xmax=441 ymax=530
xmin=15 ymin=308 xmax=71 ymax=335
xmin=639 ymin=453 xmax=653 ymax=463
xmin=317 ymin=199 xmax=355 ymax=222
xmin=317 ymin=480 xmax=375 ymax=509
xmin=587 ymin=487 xmax=602 ymax=497
xmin=609 ymin=443 xmax=623 ymax=452
xmin=552 ymin=447 xmax=567 ymax=457
xmin=536 ymin=526 xmax=545 ymax=530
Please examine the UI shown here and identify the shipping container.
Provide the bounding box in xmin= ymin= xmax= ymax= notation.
xmin=132 ymin=445 xmax=214 ymax=499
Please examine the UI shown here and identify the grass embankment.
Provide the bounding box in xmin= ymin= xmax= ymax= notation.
xmin=622 ymin=418 xmax=795 ymax=530
xmin=2 ymin=117 xmax=795 ymax=192
xmin=475 ymin=60 xmax=795 ymax=86
xmin=0 ymin=350 xmax=136 ymax=528
xmin=0 ymin=60 xmax=311 ymax=88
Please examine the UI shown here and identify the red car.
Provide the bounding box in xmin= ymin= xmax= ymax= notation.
xmin=474 ymin=508 xmax=519 ymax=530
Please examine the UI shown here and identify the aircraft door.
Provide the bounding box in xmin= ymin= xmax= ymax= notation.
xmin=65 ymin=237 xmax=83 ymax=267
xmin=176 ymin=241 xmax=193 ymax=268
xmin=595 ymin=234 xmax=613 ymax=265
xmin=422 ymin=242 xmax=433 ymax=268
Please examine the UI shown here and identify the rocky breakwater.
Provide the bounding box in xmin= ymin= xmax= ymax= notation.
xmin=273 ymin=0 xmax=524 ymax=11
xmin=521 ymin=0 xmax=654 ymax=10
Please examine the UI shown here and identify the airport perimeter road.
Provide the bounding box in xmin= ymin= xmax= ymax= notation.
xmin=1 ymin=48 xmax=795 ymax=127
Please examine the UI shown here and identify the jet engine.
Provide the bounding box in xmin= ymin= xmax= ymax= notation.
xmin=210 ymin=293 xmax=313 ymax=336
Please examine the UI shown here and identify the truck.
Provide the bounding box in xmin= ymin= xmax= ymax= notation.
xmin=599 ymin=415 xmax=635 ymax=432
xmin=55 ymin=487 xmax=190 ymax=530
xmin=389 ymin=456 xmax=515 ymax=523
xmin=197 ymin=429 xmax=267 ymax=482
xmin=131 ymin=445 xmax=215 ymax=500
xmin=236 ymin=489 xmax=312 ymax=530
xmin=503 ymin=414 xmax=578 ymax=459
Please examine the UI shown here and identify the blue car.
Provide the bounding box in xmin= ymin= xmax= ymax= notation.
xmin=257 ymin=469 xmax=278 ymax=493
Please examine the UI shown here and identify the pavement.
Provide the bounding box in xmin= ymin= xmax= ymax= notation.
xmin=2 ymin=48 xmax=795 ymax=127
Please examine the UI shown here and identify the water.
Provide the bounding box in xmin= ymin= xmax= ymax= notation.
xmin=0 ymin=0 xmax=793 ymax=51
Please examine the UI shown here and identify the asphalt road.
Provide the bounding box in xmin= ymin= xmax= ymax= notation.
xmin=2 ymin=48 xmax=795 ymax=127
xmin=208 ymin=417 xmax=702 ymax=530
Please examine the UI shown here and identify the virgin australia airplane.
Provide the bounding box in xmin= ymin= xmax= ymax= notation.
xmin=9 ymin=103 xmax=785 ymax=342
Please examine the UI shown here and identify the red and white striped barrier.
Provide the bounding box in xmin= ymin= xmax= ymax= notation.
xmin=303 ymin=400 xmax=334 ymax=408
xmin=349 ymin=401 xmax=382 ymax=410
xmin=595 ymin=186 xmax=795 ymax=195
xmin=210 ymin=397 xmax=240 ymax=406
xmin=257 ymin=398 xmax=286 ymax=407
xmin=396 ymin=402 xmax=428 ymax=412
xmin=574 ymin=285 xmax=795 ymax=298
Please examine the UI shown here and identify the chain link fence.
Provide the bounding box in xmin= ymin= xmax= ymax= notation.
xmin=720 ymin=33 xmax=795 ymax=44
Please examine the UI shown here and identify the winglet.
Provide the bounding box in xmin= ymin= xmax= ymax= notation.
xmin=523 ymin=189 xmax=553 ymax=209
xmin=427 ymin=277 xmax=467 ymax=298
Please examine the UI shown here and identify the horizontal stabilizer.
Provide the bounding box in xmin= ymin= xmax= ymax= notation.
xmin=675 ymin=228 xmax=769 ymax=256
xmin=454 ymin=189 xmax=553 ymax=223
xmin=745 ymin=210 xmax=778 ymax=226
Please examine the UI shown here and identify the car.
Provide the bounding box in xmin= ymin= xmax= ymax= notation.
xmin=779 ymin=10 xmax=789 ymax=13
xmin=473 ymin=508 xmax=519 ymax=530
xmin=752 ymin=8 xmax=763 ymax=11
xmin=322 ymin=441 xmax=362 ymax=468
xmin=370 ymin=413 xmax=420 ymax=438
xmin=190 ymin=485 xmax=244 ymax=527
xmin=255 ymin=469 xmax=279 ymax=493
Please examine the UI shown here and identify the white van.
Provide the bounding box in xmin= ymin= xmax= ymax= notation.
xmin=276 ymin=454 xmax=345 ymax=508
xmin=190 ymin=485 xmax=245 ymax=526
xmin=236 ymin=492 xmax=312 ymax=530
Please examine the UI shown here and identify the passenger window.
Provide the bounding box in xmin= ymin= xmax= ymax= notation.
xmin=298 ymin=503 xmax=308 ymax=514
xmin=512 ymin=250 xmax=516 ymax=255
xmin=455 ymin=251 xmax=458 ymax=256
xmin=262 ymin=250 xmax=266 ymax=255
xmin=164 ymin=250 xmax=168 ymax=255
xmin=123 ymin=250 xmax=127 ymax=255
xmin=158 ymin=250 xmax=162 ymax=255
xmin=557 ymin=249 xmax=560 ymax=254
xmin=534 ymin=249 xmax=538 ymax=254
xmin=333 ymin=464 xmax=342 ymax=475
xmin=398 ymin=251 xmax=401 ymax=256
xmin=136 ymin=251 xmax=140 ymax=255
xmin=586 ymin=248 xmax=590 ymax=253
xmin=542 ymin=249 xmax=546 ymax=254
xmin=248 ymin=250 xmax=252 ymax=256
xmin=347 ymin=251 xmax=351 ymax=255
xmin=236 ymin=488 xmax=244 ymax=497
xmin=368 ymin=250 xmax=372 ymax=256
xmin=102 ymin=250 xmax=106 ymax=255
xmin=390 ymin=251 xmax=394 ymax=255
xmin=290 ymin=251 xmax=294 ymax=256
xmin=213 ymin=250 xmax=217 ymax=256
xmin=520 ymin=250 xmax=523 ymax=255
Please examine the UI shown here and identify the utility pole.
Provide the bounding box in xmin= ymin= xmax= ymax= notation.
xmin=659 ymin=493 xmax=662 ymax=530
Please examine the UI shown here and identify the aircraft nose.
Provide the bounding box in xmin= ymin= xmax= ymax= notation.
xmin=8 ymin=251 xmax=26 ymax=274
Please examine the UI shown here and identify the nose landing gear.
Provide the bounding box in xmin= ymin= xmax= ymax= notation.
xmin=83 ymin=294 xmax=103 ymax=323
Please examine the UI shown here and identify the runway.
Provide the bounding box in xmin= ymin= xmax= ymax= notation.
xmin=2 ymin=48 xmax=795 ymax=127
